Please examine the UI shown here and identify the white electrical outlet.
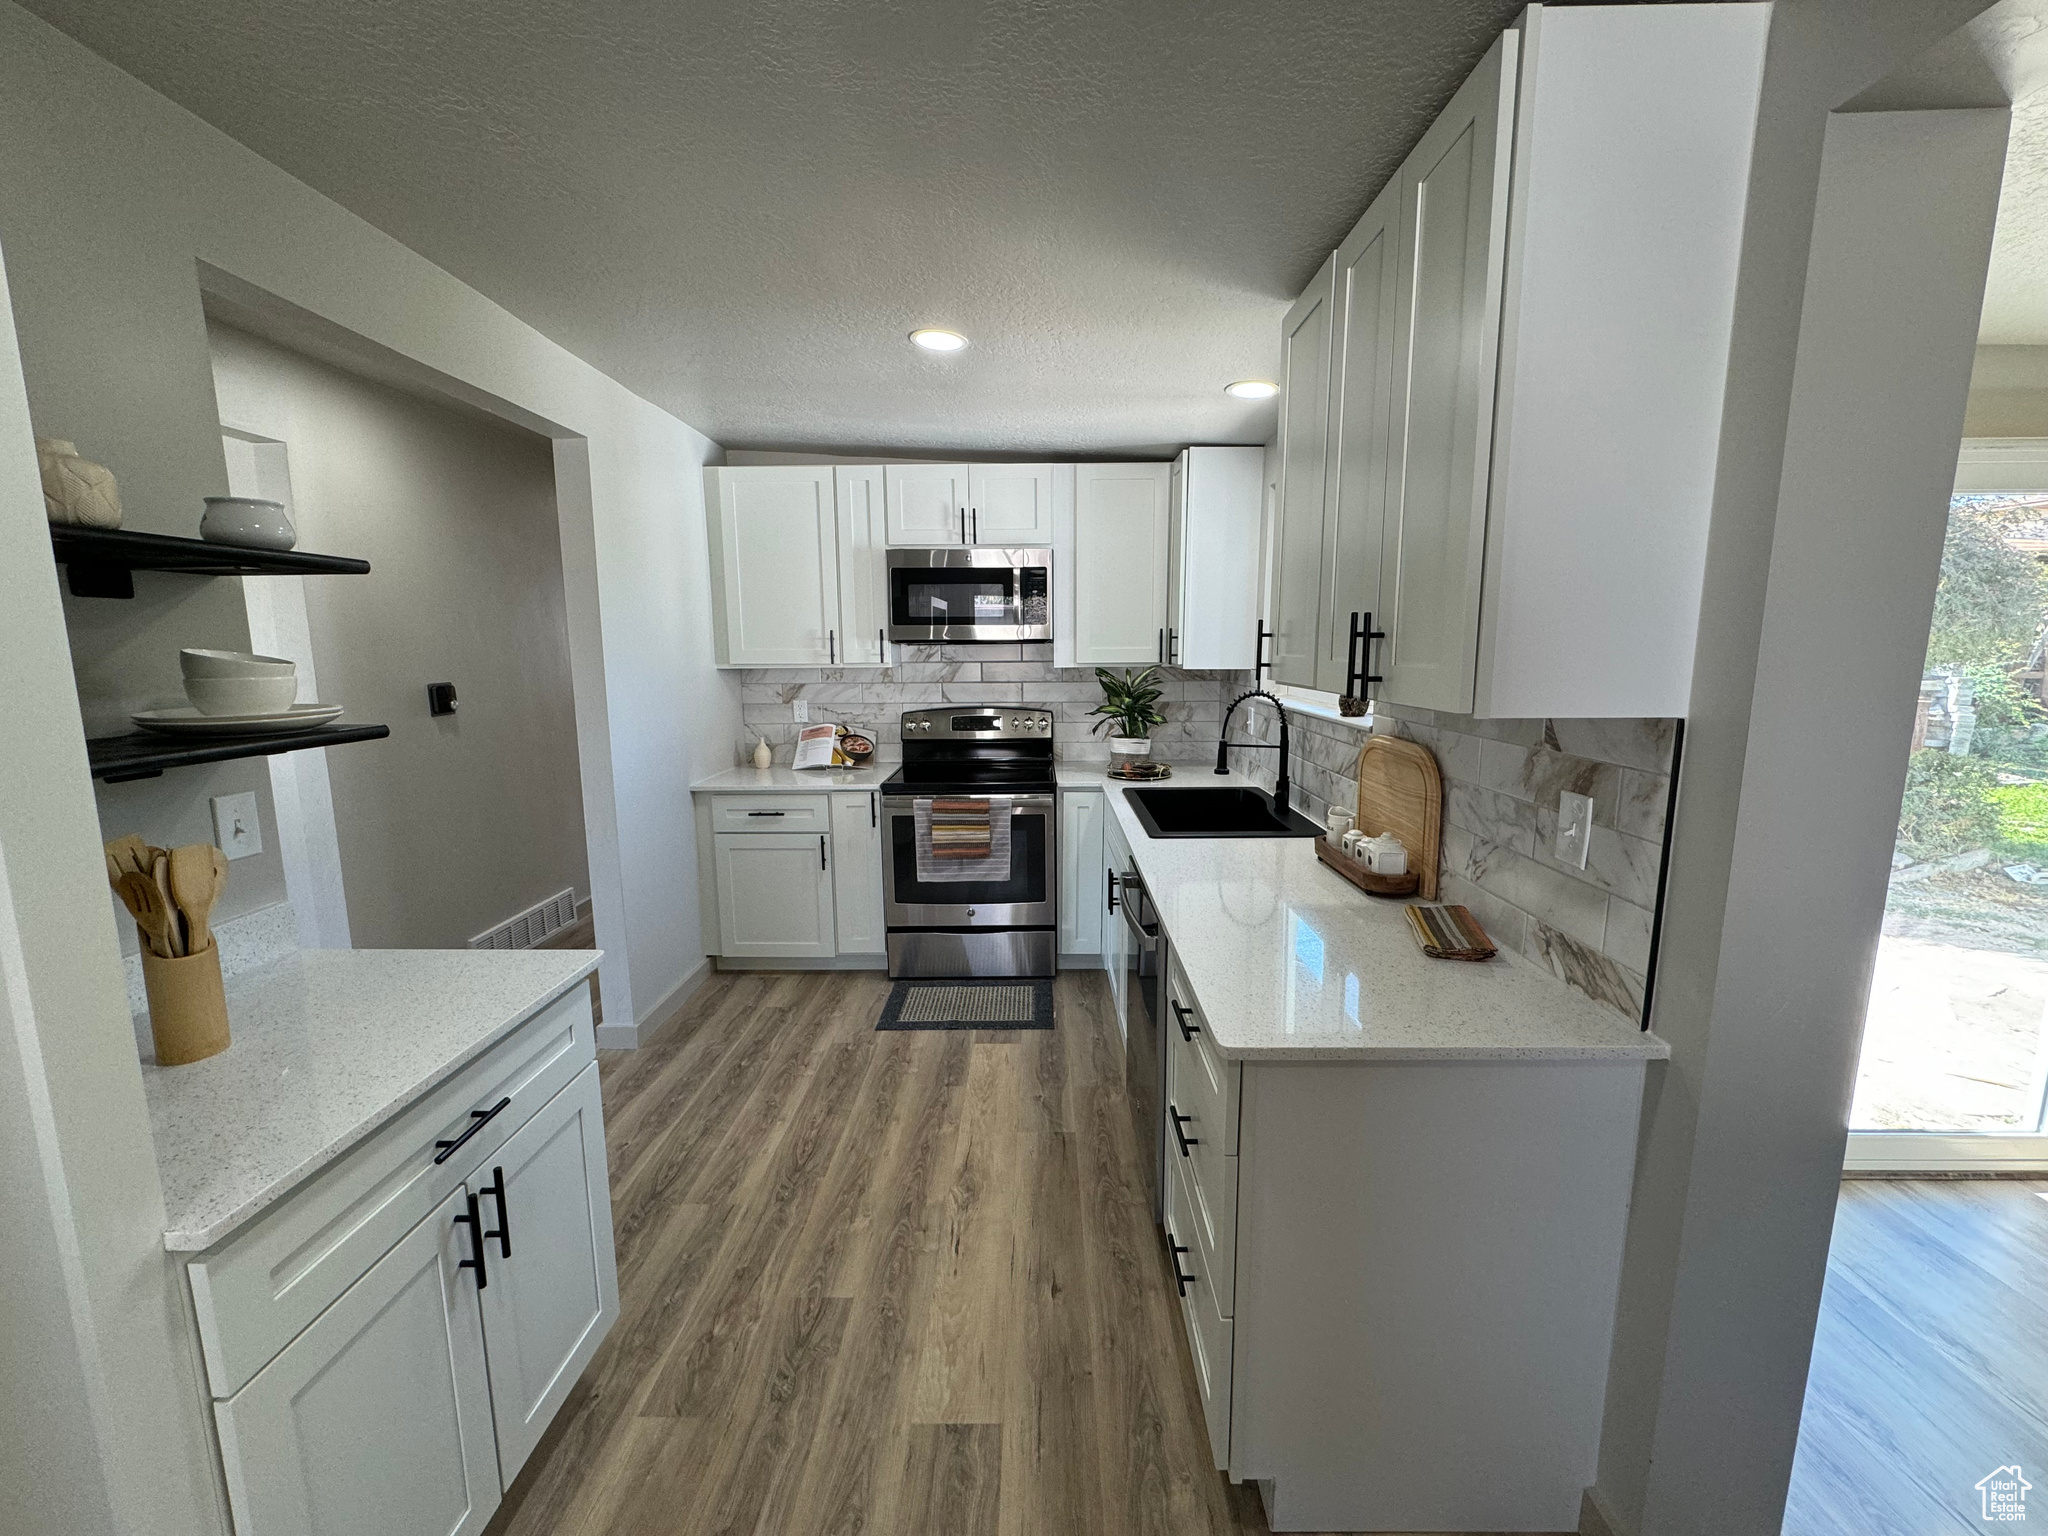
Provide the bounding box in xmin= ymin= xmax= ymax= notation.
xmin=1555 ymin=790 xmax=1594 ymax=870
xmin=792 ymin=699 xmax=809 ymax=723
xmin=211 ymin=792 xmax=264 ymax=860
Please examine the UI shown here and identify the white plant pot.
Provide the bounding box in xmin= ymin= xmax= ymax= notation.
xmin=1109 ymin=735 xmax=1151 ymax=758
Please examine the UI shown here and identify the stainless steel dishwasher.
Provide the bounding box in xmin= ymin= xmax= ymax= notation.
xmin=1119 ymin=866 xmax=1166 ymax=1225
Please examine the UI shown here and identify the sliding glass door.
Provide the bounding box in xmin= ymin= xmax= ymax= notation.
xmin=1847 ymin=444 xmax=2048 ymax=1170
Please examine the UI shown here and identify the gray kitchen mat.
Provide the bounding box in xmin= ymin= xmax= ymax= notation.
xmin=876 ymin=979 xmax=1054 ymax=1031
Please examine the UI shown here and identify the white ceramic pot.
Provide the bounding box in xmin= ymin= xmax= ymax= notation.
xmin=180 ymin=647 xmax=296 ymax=680
xmin=185 ymin=674 xmax=300 ymax=717
xmin=1109 ymin=735 xmax=1151 ymax=758
xmin=200 ymin=496 xmax=297 ymax=551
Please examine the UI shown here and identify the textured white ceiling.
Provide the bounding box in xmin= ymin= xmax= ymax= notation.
xmin=15 ymin=0 xmax=1543 ymax=455
xmin=1983 ymin=91 xmax=2048 ymax=343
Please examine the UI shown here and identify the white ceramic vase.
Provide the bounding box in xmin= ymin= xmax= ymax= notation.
xmin=201 ymin=496 xmax=297 ymax=551
xmin=36 ymin=438 xmax=122 ymax=529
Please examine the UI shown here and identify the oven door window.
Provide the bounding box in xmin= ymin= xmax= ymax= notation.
xmin=891 ymin=568 xmax=1019 ymax=628
xmin=888 ymin=809 xmax=1049 ymax=907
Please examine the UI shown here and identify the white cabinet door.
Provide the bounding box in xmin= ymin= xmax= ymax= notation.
xmin=714 ymin=832 xmax=837 ymax=958
xmin=884 ymin=463 xmax=971 ymax=545
xmin=1170 ymin=447 xmax=1265 ymax=671
xmin=1317 ymin=181 xmax=1402 ymax=697
xmin=966 ymin=462 xmax=1055 ymax=544
xmin=707 ymin=467 xmax=842 ymax=667
xmin=835 ymin=466 xmax=888 ymax=665
xmin=475 ymin=1063 xmax=619 ymax=1483
xmin=1073 ymin=462 xmax=1173 ymax=666
xmin=1268 ymin=257 xmax=1336 ymax=688
xmin=1058 ymin=789 xmax=1104 ymax=957
xmin=830 ymin=791 xmax=886 ymax=954
xmin=1378 ymin=32 xmax=1517 ymax=713
xmin=214 ymin=1187 xmax=500 ymax=1536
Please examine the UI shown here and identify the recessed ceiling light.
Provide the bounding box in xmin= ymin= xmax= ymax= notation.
xmin=909 ymin=328 xmax=969 ymax=353
xmin=1225 ymin=379 xmax=1279 ymax=400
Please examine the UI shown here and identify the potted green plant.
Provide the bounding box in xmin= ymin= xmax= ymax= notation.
xmin=1089 ymin=666 xmax=1167 ymax=758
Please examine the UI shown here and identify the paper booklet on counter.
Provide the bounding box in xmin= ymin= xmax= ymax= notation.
xmin=792 ymin=723 xmax=839 ymax=770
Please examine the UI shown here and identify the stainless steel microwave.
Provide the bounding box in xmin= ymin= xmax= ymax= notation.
xmin=886 ymin=547 xmax=1052 ymax=644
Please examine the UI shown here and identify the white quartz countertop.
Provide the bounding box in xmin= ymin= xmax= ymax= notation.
xmin=1099 ymin=784 xmax=1669 ymax=1064
xmin=692 ymin=765 xmax=893 ymax=792
xmin=143 ymin=948 xmax=599 ymax=1252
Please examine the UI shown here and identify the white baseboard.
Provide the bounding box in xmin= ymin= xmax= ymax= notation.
xmin=594 ymin=957 xmax=714 ymax=1051
xmin=1581 ymin=1484 xmax=1626 ymax=1536
xmin=593 ymin=1021 xmax=640 ymax=1050
xmin=713 ymin=955 xmax=889 ymax=971
xmin=1843 ymin=1130 xmax=2048 ymax=1172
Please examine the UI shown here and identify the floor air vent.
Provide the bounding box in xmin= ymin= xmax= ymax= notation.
xmin=469 ymin=888 xmax=580 ymax=951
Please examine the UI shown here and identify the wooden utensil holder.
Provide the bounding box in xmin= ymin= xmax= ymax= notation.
xmin=141 ymin=941 xmax=230 ymax=1065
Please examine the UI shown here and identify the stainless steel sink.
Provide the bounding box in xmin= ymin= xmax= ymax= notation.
xmin=1124 ymin=786 xmax=1325 ymax=839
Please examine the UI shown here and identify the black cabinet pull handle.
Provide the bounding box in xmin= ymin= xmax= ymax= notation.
xmin=1169 ymin=1105 xmax=1200 ymax=1157
xmin=454 ymin=1190 xmax=489 ymax=1289
xmin=1255 ymin=620 xmax=1273 ymax=678
xmin=972 ymin=507 xmax=980 ymax=543
xmin=870 ymin=791 xmax=877 ymax=828
xmin=434 ymin=1096 xmax=512 ymax=1165
xmin=1158 ymin=628 xmax=1165 ymax=664
xmin=1169 ymin=998 xmax=1199 ymax=1041
xmin=959 ymin=508 xmax=967 ymax=544
xmin=820 ymin=834 xmax=828 ymax=870
xmin=482 ymin=1166 xmax=512 ymax=1259
xmin=1167 ymin=627 xmax=1179 ymax=665
xmin=829 ymin=628 xmax=836 ymax=665
xmin=879 ymin=627 xmax=886 ymax=658
xmin=1345 ymin=610 xmax=1388 ymax=698
xmin=1106 ymin=867 xmax=1119 ymax=914
xmin=746 ymin=809 xmax=787 ymax=817
xmin=1170 ymin=1240 xmax=1195 ymax=1297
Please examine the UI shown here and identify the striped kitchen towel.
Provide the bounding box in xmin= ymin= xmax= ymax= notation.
xmin=1404 ymin=903 xmax=1497 ymax=961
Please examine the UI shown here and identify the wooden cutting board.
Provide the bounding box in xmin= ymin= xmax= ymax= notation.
xmin=1354 ymin=736 xmax=1442 ymax=901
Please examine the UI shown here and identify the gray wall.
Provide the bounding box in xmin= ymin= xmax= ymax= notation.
xmin=208 ymin=323 xmax=590 ymax=949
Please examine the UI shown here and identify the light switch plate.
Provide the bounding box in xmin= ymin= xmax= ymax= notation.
xmin=1555 ymin=790 xmax=1594 ymax=870
xmin=792 ymin=699 xmax=809 ymax=723
xmin=211 ymin=792 xmax=264 ymax=860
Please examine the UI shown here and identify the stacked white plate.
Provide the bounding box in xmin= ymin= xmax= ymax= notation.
xmin=131 ymin=649 xmax=343 ymax=736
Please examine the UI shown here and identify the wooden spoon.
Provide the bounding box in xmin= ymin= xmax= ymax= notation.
xmin=105 ymin=834 xmax=150 ymax=878
xmin=116 ymin=871 xmax=176 ymax=958
xmin=152 ymin=852 xmax=184 ymax=956
xmin=170 ymin=844 xmax=220 ymax=956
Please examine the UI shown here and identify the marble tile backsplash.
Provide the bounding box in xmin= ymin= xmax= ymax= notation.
xmin=733 ymin=644 xmax=1233 ymax=767
xmin=1222 ymin=678 xmax=1674 ymax=1020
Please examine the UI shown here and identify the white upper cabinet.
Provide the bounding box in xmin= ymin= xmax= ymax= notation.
xmin=834 ymin=466 xmax=888 ymax=665
xmin=706 ymin=466 xmax=842 ymax=667
xmin=1073 ymin=461 xmax=1173 ymax=666
xmin=1317 ymin=180 xmax=1402 ymax=697
xmin=1168 ymin=446 xmax=1265 ymax=671
xmin=884 ymin=462 xmax=972 ymax=544
xmin=1377 ymin=30 xmax=1517 ymax=714
xmin=967 ymin=462 xmax=1055 ymax=544
xmin=1271 ymin=3 xmax=1767 ymax=718
xmin=1268 ymin=258 xmax=1336 ymax=689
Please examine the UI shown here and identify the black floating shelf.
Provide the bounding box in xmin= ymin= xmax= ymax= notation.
xmin=50 ymin=526 xmax=371 ymax=598
xmin=88 ymin=723 xmax=391 ymax=784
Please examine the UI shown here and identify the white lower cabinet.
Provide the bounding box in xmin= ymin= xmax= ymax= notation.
xmin=202 ymin=988 xmax=619 ymax=1536
xmin=830 ymin=791 xmax=885 ymax=954
xmin=713 ymin=831 xmax=837 ymax=958
xmin=476 ymin=1063 xmax=619 ymax=1481
xmin=1057 ymin=788 xmax=1104 ymax=958
xmin=214 ymin=1185 xmax=502 ymax=1536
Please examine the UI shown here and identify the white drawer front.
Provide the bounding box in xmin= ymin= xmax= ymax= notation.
xmin=1168 ymin=1155 xmax=1233 ymax=1470
xmin=189 ymin=985 xmax=594 ymax=1400
xmin=1167 ymin=952 xmax=1239 ymax=1153
xmin=707 ymin=794 xmax=830 ymax=833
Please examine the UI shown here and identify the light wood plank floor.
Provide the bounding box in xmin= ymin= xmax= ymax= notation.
xmin=1785 ymin=1178 xmax=2048 ymax=1536
xmin=484 ymin=968 xmax=1545 ymax=1536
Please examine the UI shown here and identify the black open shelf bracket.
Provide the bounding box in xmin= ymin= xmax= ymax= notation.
xmin=88 ymin=723 xmax=391 ymax=784
xmin=50 ymin=525 xmax=371 ymax=599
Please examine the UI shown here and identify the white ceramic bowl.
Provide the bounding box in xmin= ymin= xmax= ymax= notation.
xmin=180 ymin=648 xmax=296 ymax=680
xmin=184 ymin=674 xmax=300 ymax=717
xmin=200 ymin=496 xmax=297 ymax=551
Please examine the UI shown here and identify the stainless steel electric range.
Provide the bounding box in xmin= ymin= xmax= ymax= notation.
xmin=880 ymin=706 xmax=1056 ymax=978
